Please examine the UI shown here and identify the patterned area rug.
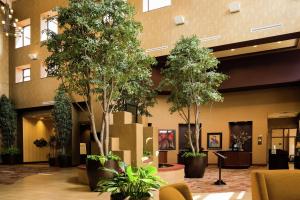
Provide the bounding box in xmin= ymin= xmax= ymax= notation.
xmin=186 ymin=166 xmax=265 ymax=193
xmin=0 ymin=164 xmax=59 ymax=185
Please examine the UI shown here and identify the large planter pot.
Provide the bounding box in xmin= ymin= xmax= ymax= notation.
xmin=111 ymin=193 xmax=127 ymax=200
xmin=86 ymin=159 xmax=119 ymax=191
xmin=110 ymin=194 xmax=151 ymax=200
xmin=57 ymin=155 xmax=72 ymax=168
xmin=1 ymin=154 xmax=20 ymax=165
xmin=184 ymin=156 xmax=207 ymax=178
xmin=48 ymin=157 xmax=56 ymax=166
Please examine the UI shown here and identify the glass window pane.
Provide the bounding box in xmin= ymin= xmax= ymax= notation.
xmin=272 ymin=129 xmax=283 ymax=137
xmin=272 ymin=138 xmax=283 ymax=150
xmin=23 ymin=76 xmax=31 ymax=82
xmin=41 ymin=18 xmax=48 ymax=41
xmin=149 ymin=0 xmax=171 ymax=11
xmin=23 ymin=68 xmax=30 ymax=77
xmin=15 ymin=34 xmax=23 ymax=48
xmin=23 ymin=26 xmax=31 ymax=46
xmin=48 ymin=18 xmax=58 ymax=34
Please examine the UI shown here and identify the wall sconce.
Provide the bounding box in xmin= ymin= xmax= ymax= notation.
xmin=174 ymin=16 xmax=185 ymax=25
xmin=228 ymin=2 xmax=241 ymax=13
xmin=258 ymin=135 xmax=263 ymax=145
xmin=28 ymin=53 xmax=38 ymax=60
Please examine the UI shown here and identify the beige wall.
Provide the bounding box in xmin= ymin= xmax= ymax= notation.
xmin=23 ymin=117 xmax=54 ymax=162
xmin=0 ymin=13 xmax=9 ymax=96
xmin=129 ymin=0 xmax=300 ymax=57
xmin=148 ymin=86 xmax=300 ymax=165
xmin=10 ymin=0 xmax=67 ymax=109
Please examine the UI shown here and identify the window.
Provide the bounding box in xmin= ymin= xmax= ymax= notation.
xmin=40 ymin=64 xmax=48 ymax=78
xmin=41 ymin=11 xmax=58 ymax=41
xmin=143 ymin=0 xmax=171 ymax=12
xmin=15 ymin=19 xmax=31 ymax=48
xmin=16 ymin=65 xmax=31 ymax=83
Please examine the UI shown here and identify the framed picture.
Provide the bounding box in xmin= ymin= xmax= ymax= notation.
xmin=159 ymin=129 xmax=176 ymax=150
xmin=207 ymin=132 xmax=222 ymax=149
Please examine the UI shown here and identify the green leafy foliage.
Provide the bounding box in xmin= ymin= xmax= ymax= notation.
xmin=2 ymin=146 xmax=20 ymax=155
xmin=0 ymin=95 xmax=17 ymax=149
xmin=182 ymin=152 xmax=207 ymax=158
xmin=97 ymin=163 xmax=166 ymax=200
xmin=52 ymin=85 xmax=72 ymax=155
xmin=87 ymin=152 xmax=121 ymax=166
xmin=44 ymin=0 xmax=155 ymax=155
xmin=159 ymin=35 xmax=228 ymax=153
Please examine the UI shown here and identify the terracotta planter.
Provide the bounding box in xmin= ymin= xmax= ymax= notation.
xmin=1 ymin=154 xmax=20 ymax=165
xmin=86 ymin=159 xmax=119 ymax=191
xmin=184 ymin=156 xmax=206 ymax=178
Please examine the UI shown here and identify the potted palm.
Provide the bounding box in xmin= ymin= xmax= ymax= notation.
xmin=0 ymin=95 xmax=19 ymax=165
xmin=97 ymin=163 xmax=166 ymax=200
xmin=160 ymin=36 xmax=227 ymax=178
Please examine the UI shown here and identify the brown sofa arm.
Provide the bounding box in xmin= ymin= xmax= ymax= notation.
xmin=160 ymin=183 xmax=193 ymax=200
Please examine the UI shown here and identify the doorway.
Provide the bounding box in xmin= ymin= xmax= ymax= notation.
xmin=271 ymin=128 xmax=297 ymax=161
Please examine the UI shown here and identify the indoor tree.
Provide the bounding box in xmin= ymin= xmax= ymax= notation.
xmin=52 ymin=85 xmax=72 ymax=157
xmin=160 ymin=35 xmax=227 ymax=155
xmin=0 ymin=95 xmax=17 ymax=151
xmin=0 ymin=95 xmax=19 ymax=164
xmin=44 ymin=0 xmax=155 ymax=156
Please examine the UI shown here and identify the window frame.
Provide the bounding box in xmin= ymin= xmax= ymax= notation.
xmin=15 ymin=25 xmax=31 ymax=49
xmin=143 ymin=0 xmax=171 ymax=12
xmin=41 ymin=16 xmax=58 ymax=41
xmin=22 ymin=68 xmax=31 ymax=82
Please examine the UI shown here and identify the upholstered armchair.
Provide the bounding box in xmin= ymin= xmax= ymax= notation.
xmin=160 ymin=183 xmax=193 ymax=200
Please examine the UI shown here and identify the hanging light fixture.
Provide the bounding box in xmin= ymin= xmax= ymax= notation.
xmin=1 ymin=0 xmax=20 ymax=37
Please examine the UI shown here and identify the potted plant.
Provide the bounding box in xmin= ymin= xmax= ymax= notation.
xmin=97 ymin=163 xmax=166 ymax=200
xmin=1 ymin=147 xmax=20 ymax=165
xmin=86 ymin=152 xmax=121 ymax=191
xmin=159 ymin=36 xmax=227 ymax=178
xmin=48 ymin=135 xmax=57 ymax=166
xmin=44 ymin=0 xmax=155 ymax=189
xmin=0 ymin=95 xmax=19 ymax=165
xmin=52 ymin=86 xmax=72 ymax=168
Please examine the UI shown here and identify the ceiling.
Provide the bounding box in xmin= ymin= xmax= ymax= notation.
xmin=213 ymin=38 xmax=300 ymax=58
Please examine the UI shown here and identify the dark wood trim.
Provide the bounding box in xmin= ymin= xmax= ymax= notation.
xmin=211 ymin=32 xmax=300 ymax=52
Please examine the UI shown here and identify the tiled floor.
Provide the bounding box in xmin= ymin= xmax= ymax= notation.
xmin=0 ymin=164 xmax=256 ymax=200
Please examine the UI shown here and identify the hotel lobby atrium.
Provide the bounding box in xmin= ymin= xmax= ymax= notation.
xmin=0 ymin=0 xmax=300 ymax=200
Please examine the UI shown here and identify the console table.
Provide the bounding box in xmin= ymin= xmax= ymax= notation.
xmin=217 ymin=151 xmax=251 ymax=169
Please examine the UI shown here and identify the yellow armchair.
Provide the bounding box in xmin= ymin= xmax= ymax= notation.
xmin=160 ymin=183 xmax=193 ymax=200
xmin=252 ymin=170 xmax=300 ymax=200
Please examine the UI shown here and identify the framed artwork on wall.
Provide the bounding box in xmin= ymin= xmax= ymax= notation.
xmin=207 ymin=132 xmax=222 ymax=149
xmin=159 ymin=129 xmax=176 ymax=150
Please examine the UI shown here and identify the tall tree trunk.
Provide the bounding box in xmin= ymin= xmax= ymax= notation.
xmin=195 ymin=105 xmax=200 ymax=153
xmin=88 ymin=98 xmax=104 ymax=156
xmin=103 ymin=87 xmax=109 ymax=156
xmin=187 ymin=106 xmax=195 ymax=153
